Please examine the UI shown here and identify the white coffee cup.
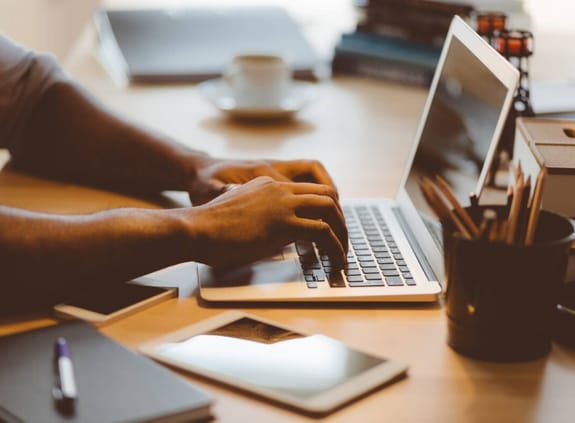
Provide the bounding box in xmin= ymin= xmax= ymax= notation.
xmin=225 ymin=54 xmax=291 ymax=109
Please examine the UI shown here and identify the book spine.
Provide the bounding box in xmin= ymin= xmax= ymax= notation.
xmin=332 ymin=51 xmax=434 ymax=87
xmin=366 ymin=0 xmax=474 ymax=17
xmin=337 ymin=32 xmax=440 ymax=69
xmin=363 ymin=0 xmax=475 ymax=40
xmin=357 ymin=22 xmax=446 ymax=47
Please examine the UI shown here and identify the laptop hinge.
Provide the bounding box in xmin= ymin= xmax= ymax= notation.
xmin=392 ymin=207 xmax=438 ymax=282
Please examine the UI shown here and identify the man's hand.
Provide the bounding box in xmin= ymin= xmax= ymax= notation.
xmin=184 ymin=176 xmax=347 ymax=268
xmin=187 ymin=157 xmax=338 ymax=205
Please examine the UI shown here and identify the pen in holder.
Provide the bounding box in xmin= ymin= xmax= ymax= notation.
xmin=420 ymin=172 xmax=575 ymax=361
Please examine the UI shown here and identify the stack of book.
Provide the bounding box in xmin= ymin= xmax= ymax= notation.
xmin=332 ymin=0 xmax=474 ymax=86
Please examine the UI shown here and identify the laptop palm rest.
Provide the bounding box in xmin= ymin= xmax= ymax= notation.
xmin=200 ymin=259 xmax=302 ymax=288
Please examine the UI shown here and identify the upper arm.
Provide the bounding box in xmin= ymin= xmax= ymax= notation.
xmin=0 ymin=34 xmax=67 ymax=151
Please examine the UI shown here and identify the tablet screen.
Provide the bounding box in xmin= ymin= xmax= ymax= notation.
xmin=153 ymin=317 xmax=386 ymax=399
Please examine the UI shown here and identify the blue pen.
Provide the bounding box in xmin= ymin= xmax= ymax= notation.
xmin=53 ymin=337 xmax=78 ymax=410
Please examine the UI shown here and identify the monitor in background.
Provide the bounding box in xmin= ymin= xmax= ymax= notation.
xmin=95 ymin=7 xmax=321 ymax=83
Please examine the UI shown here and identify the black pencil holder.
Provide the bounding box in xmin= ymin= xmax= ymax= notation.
xmin=443 ymin=206 xmax=575 ymax=362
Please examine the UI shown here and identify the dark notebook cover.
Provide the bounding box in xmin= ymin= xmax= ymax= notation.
xmin=0 ymin=321 xmax=212 ymax=423
xmin=94 ymin=7 xmax=320 ymax=82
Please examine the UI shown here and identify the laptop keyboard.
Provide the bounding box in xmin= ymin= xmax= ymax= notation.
xmin=296 ymin=205 xmax=416 ymax=289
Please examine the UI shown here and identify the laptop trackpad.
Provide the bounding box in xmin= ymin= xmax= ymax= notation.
xmin=201 ymin=259 xmax=302 ymax=288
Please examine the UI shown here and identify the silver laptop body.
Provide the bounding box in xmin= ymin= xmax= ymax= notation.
xmin=199 ymin=16 xmax=519 ymax=303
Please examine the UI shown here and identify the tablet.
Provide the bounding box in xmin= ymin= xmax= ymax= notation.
xmin=140 ymin=311 xmax=408 ymax=416
xmin=54 ymin=278 xmax=177 ymax=325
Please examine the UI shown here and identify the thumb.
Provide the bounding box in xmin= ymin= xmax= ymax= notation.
xmin=188 ymin=179 xmax=228 ymax=205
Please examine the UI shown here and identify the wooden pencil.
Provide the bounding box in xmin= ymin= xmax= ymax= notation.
xmin=478 ymin=208 xmax=497 ymax=241
xmin=434 ymin=174 xmax=480 ymax=238
xmin=505 ymin=185 xmax=514 ymax=218
xmin=525 ymin=170 xmax=546 ymax=245
xmin=515 ymin=176 xmax=531 ymax=245
xmin=420 ymin=178 xmax=472 ymax=239
xmin=506 ymin=172 xmax=525 ymax=245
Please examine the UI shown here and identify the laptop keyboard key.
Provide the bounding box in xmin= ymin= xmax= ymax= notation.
xmin=377 ymin=257 xmax=394 ymax=265
xmin=365 ymin=280 xmax=386 ymax=286
xmin=365 ymin=273 xmax=384 ymax=281
xmin=347 ymin=275 xmax=365 ymax=283
xmin=358 ymin=256 xmax=375 ymax=262
xmin=314 ymin=271 xmax=326 ymax=282
xmin=385 ymin=276 xmax=404 ymax=286
xmin=348 ymin=281 xmax=369 ymax=287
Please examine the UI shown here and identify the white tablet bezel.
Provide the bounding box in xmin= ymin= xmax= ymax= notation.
xmin=140 ymin=311 xmax=408 ymax=415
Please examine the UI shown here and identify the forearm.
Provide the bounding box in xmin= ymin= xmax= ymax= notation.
xmin=0 ymin=205 xmax=190 ymax=312
xmin=9 ymin=79 xmax=210 ymax=193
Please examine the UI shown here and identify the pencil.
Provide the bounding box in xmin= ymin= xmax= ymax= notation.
xmin=489 ymin=219 xmax=500 ymax=242
xmin=498 ymin=220 xmax=508 ymax=242
xmin=478 ymin=208 xmax=497 ymax=241
xmin=508 ymin=161 xmax=519 ymax=187
xmin=506 ymin=172 xmax=525 ymax=245
xmin=434 ymin=175 xmax=480 ymax=238
xmin=515 ymin=176 xmax=531 ymax=245
xmin=516 ymin=161 xmax=523 ymax=182
xmin=525 ymin=170 xmax=546 ymax=245
xmin=420 ymin=178 xmax=472 ymax=239
xmin=505 ymin=185 xmax=514 ymax=218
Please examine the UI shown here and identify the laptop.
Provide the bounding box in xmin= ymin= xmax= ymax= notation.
xmin=198 ymin=16 xmax=519 ymax=303
xmin=94 ymin=7 xmax=319 ymax=83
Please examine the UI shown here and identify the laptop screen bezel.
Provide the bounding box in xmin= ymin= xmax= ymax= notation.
xmin=395 ymin=16 xmax=520 ymax=287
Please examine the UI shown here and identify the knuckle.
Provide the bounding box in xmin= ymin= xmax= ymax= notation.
xmin=318 ymin=191 xmax=337 ymax=207
xmin=316 ymin=183 xmax=336 ymax=197
xmin=319 ymin=196 xmax=335 ymax=209
xmin=315 ymin=220 xmax=331 ymax=234
xmin=310 ymin=160 xmax=325 ymax=170
xmin=254 ymin=175 xmax=275 ymax=185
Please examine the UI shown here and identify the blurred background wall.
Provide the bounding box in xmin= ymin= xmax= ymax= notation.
xmin=0 ymin=0 xmax=100 ymax=61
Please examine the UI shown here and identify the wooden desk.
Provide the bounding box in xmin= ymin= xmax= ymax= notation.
xmin=2 ymin=4 xmax=575 ymax=422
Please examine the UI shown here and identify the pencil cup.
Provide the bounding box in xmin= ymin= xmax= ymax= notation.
xmin=443 ymin=206 xmax=575 ymax=362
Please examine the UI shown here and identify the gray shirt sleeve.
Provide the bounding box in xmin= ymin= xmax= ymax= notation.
xmin=0 ymin=34 xmax=68 ymax=150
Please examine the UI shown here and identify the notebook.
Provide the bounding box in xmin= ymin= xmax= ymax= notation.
xmin=0 ymin=321 xmax=212 ymax=423
xmin=198 ymin=16 xmax=520 ymax=304
xmin=94 ymin=7 xmax=320 ymax=83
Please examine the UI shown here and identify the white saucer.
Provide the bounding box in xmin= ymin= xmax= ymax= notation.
xmin=197 ymin=78 xmax=318 ymax=120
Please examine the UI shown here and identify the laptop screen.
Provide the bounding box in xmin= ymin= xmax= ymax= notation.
xmin=404 ymin=35 xmax=510 ymax=245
